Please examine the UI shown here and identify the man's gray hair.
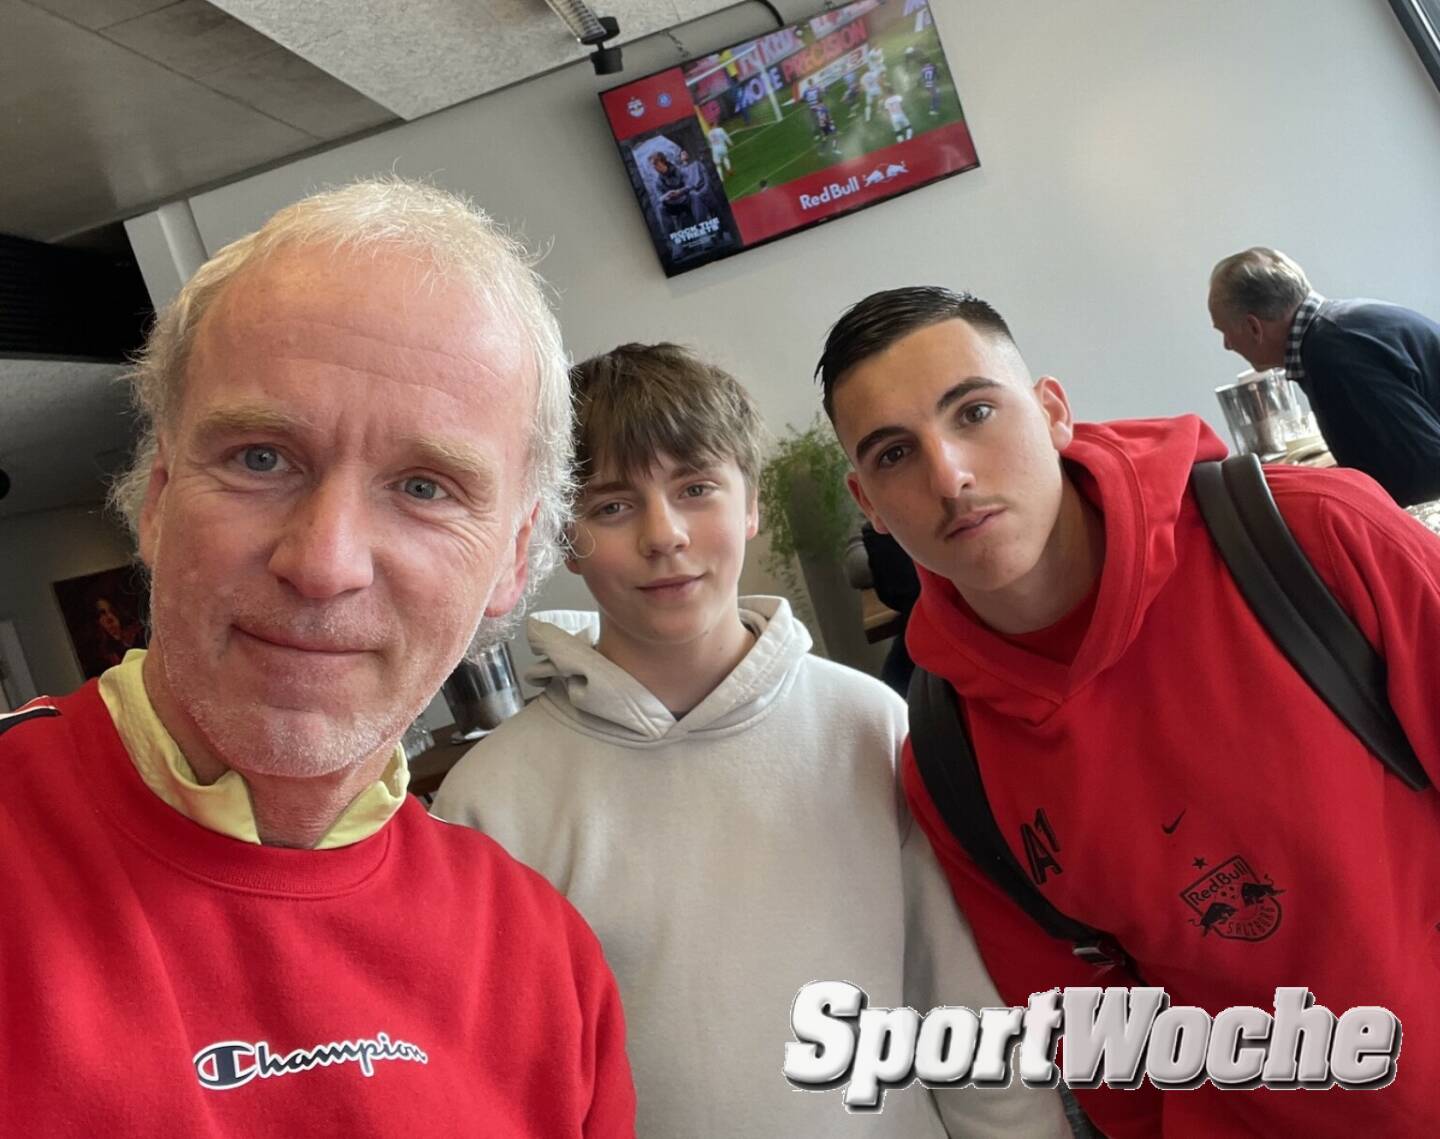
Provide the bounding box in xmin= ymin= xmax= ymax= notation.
xmin=110 ymin=177 xmax=574 ymax=655
xmin=1210 ymin=247 xmax=1312 ymax=321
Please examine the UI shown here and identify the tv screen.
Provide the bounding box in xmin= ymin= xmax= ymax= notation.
xmin=600 ymin=0 xmax=979 ymax=277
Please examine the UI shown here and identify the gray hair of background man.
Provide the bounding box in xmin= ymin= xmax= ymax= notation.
xmin=815 ymin=285 xmax=1023 ymax=420
xmin=1209 ymin=247 xmax=1312 ymax=321
xmin=110 ymin=177 xmax=574 ymax=654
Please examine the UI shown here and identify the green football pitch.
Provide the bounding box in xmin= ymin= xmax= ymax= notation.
xmin=719 ymin=22 xmax=970 ymax=203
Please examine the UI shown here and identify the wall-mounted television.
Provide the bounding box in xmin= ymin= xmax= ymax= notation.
xmin=600 ymin=0 xmax=979 ymax=277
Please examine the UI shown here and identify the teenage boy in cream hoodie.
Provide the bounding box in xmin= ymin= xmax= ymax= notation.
xmin=433 ymin=343 xmax=1065 ymax=1139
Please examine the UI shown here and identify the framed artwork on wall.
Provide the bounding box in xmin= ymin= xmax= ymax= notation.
xmin=52 ymin=564 xmax=149 ymax=680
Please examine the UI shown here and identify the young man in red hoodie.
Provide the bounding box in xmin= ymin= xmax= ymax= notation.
xmin=818 ymin=286 xmax=1440 ymax=1137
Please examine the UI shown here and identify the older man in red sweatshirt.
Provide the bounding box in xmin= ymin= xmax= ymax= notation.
xmin=0 ymin=180 xmax=634 ymax=1138
xmin=818 ymin=285 xmax=1440 ymax=1138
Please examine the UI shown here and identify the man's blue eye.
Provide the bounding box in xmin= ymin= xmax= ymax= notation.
xmin=243 ymin=447 xmax=280 ymax=472
xmin=402 ymin=477 xmax=442 ymax=500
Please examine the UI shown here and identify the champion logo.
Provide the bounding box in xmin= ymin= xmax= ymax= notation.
xmin=194 ymin=1031 xmax=428 ymax=1090
xmin=627 ymin=96 xmax=645 ymax=118
xmin=657 ymin=92 xmax=672 ymax=108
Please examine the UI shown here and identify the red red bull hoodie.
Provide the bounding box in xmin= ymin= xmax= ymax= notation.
xmin=902 ymin=415 xmax=1440 ymax=1137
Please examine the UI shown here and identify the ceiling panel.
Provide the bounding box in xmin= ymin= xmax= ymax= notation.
xmin=210 ymin=0 xmax=736 ymax=121
xmin=204 ymin=46 xmax=396 ymax=138
xmin=24 ymin=0 xmax=172 ymax=32
xmin=98 ymin=0 xmax=276 ymax=79
xmin=2 ymin=0 xmax=745 ymax=239
xmin=1 ymin=0 xmax=321 ymax=238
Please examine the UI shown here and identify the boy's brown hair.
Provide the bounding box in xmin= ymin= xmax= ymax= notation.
xmin=569 ymin=342 xmax=764 ymax=489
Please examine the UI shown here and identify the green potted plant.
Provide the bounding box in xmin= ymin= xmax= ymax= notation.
xmin=758 ymin=417 xmax=876 ymax=670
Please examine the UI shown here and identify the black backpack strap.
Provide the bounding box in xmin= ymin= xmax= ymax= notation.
xmin=907 ymin=667 xmax=1137 ymax=973
xmin=1191 ymin=454 xmax=1428 ymax=791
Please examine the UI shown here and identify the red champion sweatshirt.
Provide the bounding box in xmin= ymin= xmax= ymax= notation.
xmin=0 ymin=683 xmax=635 ymax=1138
xmin=903 ymin=416 xmax=1440 ymax=1138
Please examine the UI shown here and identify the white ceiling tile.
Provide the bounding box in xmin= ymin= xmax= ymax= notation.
xmin=209 ymin=0 xmax=741 ymax=119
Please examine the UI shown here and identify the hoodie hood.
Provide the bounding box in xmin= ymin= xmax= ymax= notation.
xmin=522 ymin=595 xmax=813 ymax=745
xmin=907 ymin=415 xmax=1227 ymax=722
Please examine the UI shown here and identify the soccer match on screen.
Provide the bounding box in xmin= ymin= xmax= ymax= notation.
xmin=686 ymin=0 xmax=966 ymax=200
xmin=601 ymin=0 xmax=980 ymax=275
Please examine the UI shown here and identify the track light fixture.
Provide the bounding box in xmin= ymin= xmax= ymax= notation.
xmin=542 ymin=0 xmax=623 ymax=74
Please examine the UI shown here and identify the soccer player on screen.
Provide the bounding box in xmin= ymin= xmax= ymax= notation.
xmin=803 ymin=84 xmax=826 ymax=139
xmin=814 ymin=103 xmax=842 ymax=159
xmin=860 ymin=67 xmax=884 ymax=122
xmin=920 ymin=60 xmax=941 ymax=116
xmin=707 ymin=124 xmax=734 ymax=176
xmin=884 ymin=92 xmax=913 ymax=142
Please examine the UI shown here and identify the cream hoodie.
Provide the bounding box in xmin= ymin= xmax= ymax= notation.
xmin=433 ymin=597 xmax=1065 ymax=1138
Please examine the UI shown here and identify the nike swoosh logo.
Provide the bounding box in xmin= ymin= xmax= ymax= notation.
xmin=1162 ymin=810 xmax=1186 ymax=835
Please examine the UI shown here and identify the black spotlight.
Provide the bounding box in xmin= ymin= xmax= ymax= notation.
xmin=584 ymin=16 xmax=623 ymax=75
xmin=544 ymin=0 xmax=623 ymax=75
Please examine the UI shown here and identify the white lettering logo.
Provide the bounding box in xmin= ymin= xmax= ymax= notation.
xmin=194 ymin=1031 xmax=429 ymax=1091
xmin=797 ymin=176 xmax=862 ymax=211
xmin=783 ymin=985 xmax=1400 ymax=1109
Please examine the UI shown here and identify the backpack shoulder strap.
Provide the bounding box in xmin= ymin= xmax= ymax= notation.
xmin=907 ymin=667 xmax=1133 ymax=969
xmin=1191 ymin=453 xmax=1428 ymax=790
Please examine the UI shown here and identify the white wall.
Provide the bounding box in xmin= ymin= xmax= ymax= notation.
xmin=0 ymin=506 xmax=137 ymax=696
xmin=158 ymin=0 xmax=1440 ymax=682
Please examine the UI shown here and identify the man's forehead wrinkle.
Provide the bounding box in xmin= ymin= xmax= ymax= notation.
xmin=209 ymin=312 xmax=524 ymax=374
xmin=224 ymin=348 xmax=523 ymax=395
xmin=210 ymin=251 xmax=525 ymax=372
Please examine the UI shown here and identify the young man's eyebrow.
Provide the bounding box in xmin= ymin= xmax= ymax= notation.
xmin=582 ymin=459 xmax=725 ymax=496
xmin=934 ymin=376 xmax=1003 ymax=413
xmin=853 ymin=377 xmax=1002 ymax=464
xmin=667 ymin=460 xmax=724 ymax=480
xmin=580 ymin=478 xmax=633 ymax=498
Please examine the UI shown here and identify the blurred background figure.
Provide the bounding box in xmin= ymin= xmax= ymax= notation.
xmin=1208 ymin=247 xmax=1440 ymax=506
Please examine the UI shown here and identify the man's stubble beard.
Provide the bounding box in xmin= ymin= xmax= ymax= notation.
xmin=149 ymin=588 xmax=444 ymax=782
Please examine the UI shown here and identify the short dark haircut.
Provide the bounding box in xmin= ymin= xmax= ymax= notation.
xmin=569 ymin=342 xmax=764 ymax=491
xmin=815 ymin=286 xmax=1019 ymax=420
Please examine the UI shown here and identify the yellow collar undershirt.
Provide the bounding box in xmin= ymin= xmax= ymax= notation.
xmin=98 ymin=650 xmax=410 ymax=848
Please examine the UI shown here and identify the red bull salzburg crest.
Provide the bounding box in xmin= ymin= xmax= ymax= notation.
xmin=1181 ymin=855 xmax=1284 ymax=941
